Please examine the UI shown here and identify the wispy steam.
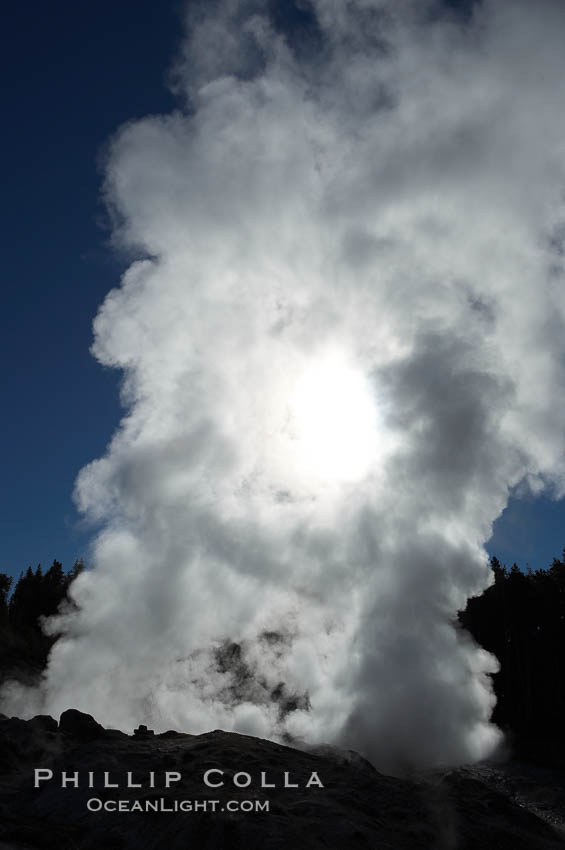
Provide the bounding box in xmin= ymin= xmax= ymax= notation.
xmin=5 ymin=0 xmax=565 ymax=772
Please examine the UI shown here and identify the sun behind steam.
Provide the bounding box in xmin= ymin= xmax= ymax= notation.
xmin=289 ymin=350 xmax=381 ymax=485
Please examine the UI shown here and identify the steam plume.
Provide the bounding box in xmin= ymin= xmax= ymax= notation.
xmin=5 ymin=0 xmax=565 ymax=772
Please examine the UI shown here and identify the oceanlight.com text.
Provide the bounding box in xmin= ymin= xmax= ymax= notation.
xmin=86 ymin=797 xmax=270 ymax=813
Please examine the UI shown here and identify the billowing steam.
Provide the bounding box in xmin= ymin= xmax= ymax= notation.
xmin=5 ymin=0 xmax=565 ymax=772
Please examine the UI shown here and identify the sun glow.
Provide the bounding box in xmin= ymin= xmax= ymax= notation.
xmin=289 ymin=352 xmax=380 ymax=484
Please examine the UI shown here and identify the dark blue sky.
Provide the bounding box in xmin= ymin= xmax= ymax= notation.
xmin=2 ymin=0 xmax=181 ymax=578
xmin=1 ymin=0 xmax=564 ymax=581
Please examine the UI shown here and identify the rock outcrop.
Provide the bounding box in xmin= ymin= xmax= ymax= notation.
xmin=0 ymin=710 xmax=563 ymax=849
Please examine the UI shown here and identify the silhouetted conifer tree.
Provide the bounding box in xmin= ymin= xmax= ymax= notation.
xmin=460 ymin=551 xmax=565 ymax=756
xmin=0 ymin=574 xmax=12 ymax=627
xmin=1 ymin=560 xmax=85 ymax=680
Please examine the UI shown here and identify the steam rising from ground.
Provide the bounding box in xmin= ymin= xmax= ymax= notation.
xmin=5 ymin=0 xmax=565 ymax=772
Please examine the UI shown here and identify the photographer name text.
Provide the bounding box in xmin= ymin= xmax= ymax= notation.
xmin=34 ymin=768 xmax=324 ymax=790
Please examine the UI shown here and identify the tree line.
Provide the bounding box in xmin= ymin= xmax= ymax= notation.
xmin=1 ymin=552 xmax=565 ymax=756
xmin=0 ymin=560 xmax=83 ymax=678
xmin=459 ymin=552 xmax=565 ymax=757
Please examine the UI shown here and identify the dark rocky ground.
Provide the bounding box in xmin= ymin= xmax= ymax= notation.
xmin=0 ymin=710 xmax=564 ymax=849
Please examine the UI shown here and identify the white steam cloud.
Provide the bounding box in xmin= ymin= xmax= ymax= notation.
xmin=5 ymin=0 xmax=565 ymax=772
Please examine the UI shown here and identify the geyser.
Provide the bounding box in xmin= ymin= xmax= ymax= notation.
xmin=4 ymin=0 xmax=565 ymax=773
